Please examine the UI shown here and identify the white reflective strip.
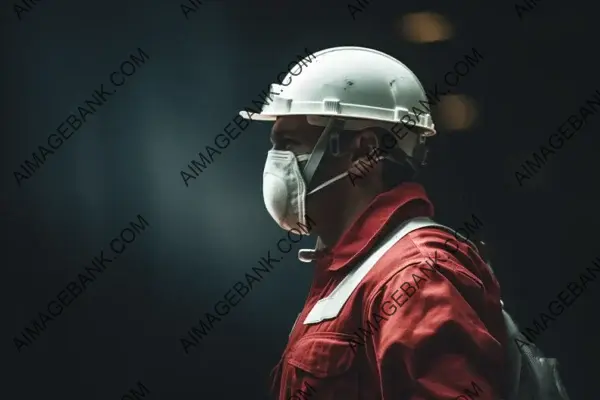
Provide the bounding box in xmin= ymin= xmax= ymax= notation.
xmin=304 ymin=217 xmax=438 ymax=324
xmin=303 ymin=217 xmax=490 ymax=324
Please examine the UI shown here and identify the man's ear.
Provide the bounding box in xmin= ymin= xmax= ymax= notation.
xmin=350 ymin=129 xmax=380 ymax=161
xmin=346 ymin=129 xmax=387 ymax=189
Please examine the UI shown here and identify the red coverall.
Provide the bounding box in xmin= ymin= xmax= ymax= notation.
xmin=270 ymin=183 xmax=507 ymax=400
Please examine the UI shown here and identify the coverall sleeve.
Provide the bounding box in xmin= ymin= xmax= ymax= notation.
xmin=364 ymin=256 xmax=503 ymax=400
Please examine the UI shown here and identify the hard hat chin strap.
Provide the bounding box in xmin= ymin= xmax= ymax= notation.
xmin=302 ymin=118 xmax=346 ymax=190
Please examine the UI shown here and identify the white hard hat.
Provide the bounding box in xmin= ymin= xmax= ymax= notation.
xmin=239 ymin=46 xmax=436 ymax=140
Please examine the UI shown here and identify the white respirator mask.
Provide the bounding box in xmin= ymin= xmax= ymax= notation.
xmin=262 ymin=151 xmax=350 ymax=231
xmin=262 ymin=118 xmax=385 ymax=232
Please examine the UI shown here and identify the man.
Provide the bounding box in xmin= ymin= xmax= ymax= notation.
xmin=240 ymin=46 xmax=507 ymax=399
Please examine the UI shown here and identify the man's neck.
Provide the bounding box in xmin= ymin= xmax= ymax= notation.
xmin=317 ymin=191 xmax=380 ymax=248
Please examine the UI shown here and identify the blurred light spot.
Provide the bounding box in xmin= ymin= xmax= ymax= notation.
xmin=399 ymin=12 xmax=453 ymax=43
xmin=437 ymin=94 xmax=477 ymax=130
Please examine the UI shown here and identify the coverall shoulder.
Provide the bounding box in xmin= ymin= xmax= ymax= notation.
xmin=270 ymin=182 xmax=507 ymax=400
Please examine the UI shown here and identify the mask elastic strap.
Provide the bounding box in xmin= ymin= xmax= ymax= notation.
xmin=306 ymin=171 xmax=349 ymax=196
xmin=306 ymin=155 xmax=386 ymax=196
xmin=302 ymin=118 xmax=345 ymax=189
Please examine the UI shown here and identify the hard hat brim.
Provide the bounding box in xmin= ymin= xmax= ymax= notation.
xmin=238 ymin=111 xmax=276 ymax=121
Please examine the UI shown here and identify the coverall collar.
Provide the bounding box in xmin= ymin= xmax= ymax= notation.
xmin=298 ymin=182 xmax=434 ymax=272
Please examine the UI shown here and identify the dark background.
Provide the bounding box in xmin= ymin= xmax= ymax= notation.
xmin=1 ymin=0 xmax=598 ymax=398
